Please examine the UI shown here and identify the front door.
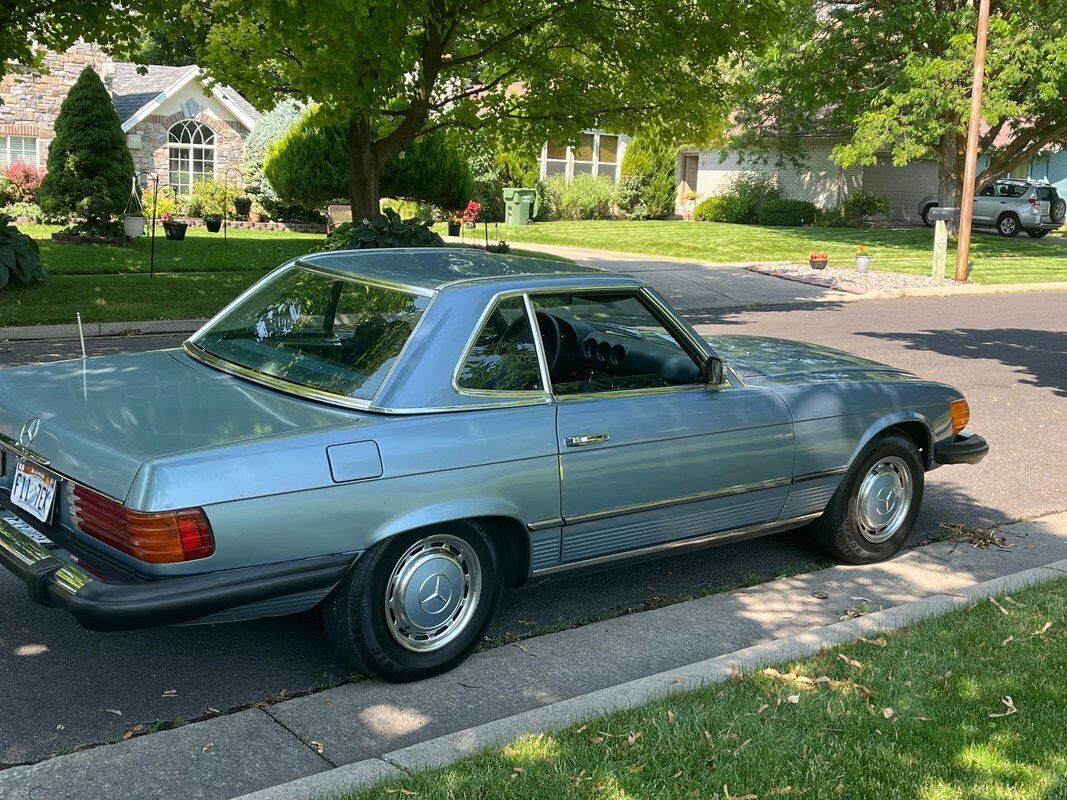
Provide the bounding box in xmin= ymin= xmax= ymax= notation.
xmin=528 ymin=289 xmax=796 ymax=565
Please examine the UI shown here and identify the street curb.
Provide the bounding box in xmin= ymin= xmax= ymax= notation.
xmin=0 ymin=319 xmax=207 ymax=341
xmin=229 ymin=563 xmax=1067 ymax=800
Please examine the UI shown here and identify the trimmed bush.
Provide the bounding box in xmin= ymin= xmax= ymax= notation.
xmin=0 ymin=216 xmax=45 ymax=289
xmin=618 ymin=134 xmax=677 ymax=219
xmin=842 ymin=190 xmax=891 ymax=220
xmin=321 ymin=208 xmax=443 ymax=250
xmin=541 ymin=174 xmax=617 ymax=220
xmin=38 ymin=67 xmax=134 ymax=226
xmin=758 ymin=198 xmax=819 ymax=226
xmin=3 ymin=163 xmax=42 ymax=203
xmin=264 ymin=107 xmax=473 ymax=212
xmin=694 ymin=193 xmax=748 ymax=223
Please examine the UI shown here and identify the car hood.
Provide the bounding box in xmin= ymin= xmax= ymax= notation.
xmin=0 ymin=349 xmax=362 ymax=503
xmin=705 ymin=335 xmax=914 ymax=385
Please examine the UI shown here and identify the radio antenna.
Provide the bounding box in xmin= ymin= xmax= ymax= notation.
xmin=77 ymin=313 xmax=87 ymax=359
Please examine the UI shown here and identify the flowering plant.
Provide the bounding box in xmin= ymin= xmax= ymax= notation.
xmin=809 ymin=252 xmax=828 ymax=261
xmin=159 ymin=212 xmax=175 ymax=222
xmin=2 ymin=162 xmax=43 ymax=203
xmin=855 ymin=244 xmax=869 ymax=256
xmin=462 ymin=200 xmax=480 ymax=224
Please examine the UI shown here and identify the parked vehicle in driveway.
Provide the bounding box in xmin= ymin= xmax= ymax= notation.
xmin=0 ymin=249 xmax=988 ymax=681
xmin=920 ymin=178 xmax=1066 ymax=237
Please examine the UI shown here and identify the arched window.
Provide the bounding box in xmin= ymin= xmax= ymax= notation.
xmin=168 ymin=120 xmax=216 ymax=195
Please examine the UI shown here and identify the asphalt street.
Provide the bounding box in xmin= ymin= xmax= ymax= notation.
xmin=0 ymin=290 xmax=1064 ymax=766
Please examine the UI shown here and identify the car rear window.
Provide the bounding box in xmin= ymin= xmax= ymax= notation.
xmin=190 ymin=265 xmax=430 ymax=401
xmin=1036 ymin=186 xmax=1059 ymax=201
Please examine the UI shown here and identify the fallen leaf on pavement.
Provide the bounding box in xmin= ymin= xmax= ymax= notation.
xmin=310 ymin=741 xmax=325 ymax=754
xmin=122 ymin=723 xmax=144 ymax=740
xmin=838 ymin=654 xmax=863 ymax=670
xmin=989 ymin=597 xmax=1010 ymax=616
xmin=811 ymin=591 xmax=829 ymax=600
xmin=989 ymin=696 xmax=1018 ymax=718
xmin=842 ymin=607 xmax=866 ymax=619
xmin=1032 ymin=621 xmax=1052 ymax=636
xmin=101 ymin=708 xmax=122 ymax=716
xmin=161 ymin=689 xmax=178 ymax=697
xmin=202 ymin=742 xmax=214 ymax=753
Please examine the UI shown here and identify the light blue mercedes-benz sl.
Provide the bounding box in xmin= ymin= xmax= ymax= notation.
xmin=0 ymin=248 xmax=987 ymax=681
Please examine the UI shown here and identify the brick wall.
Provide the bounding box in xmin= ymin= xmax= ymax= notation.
xmin=0 ymin=43 xmax=110 ymax=167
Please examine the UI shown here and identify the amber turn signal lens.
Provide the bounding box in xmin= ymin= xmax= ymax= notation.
xmin=950 ymin=399 xmax=970 ymax=435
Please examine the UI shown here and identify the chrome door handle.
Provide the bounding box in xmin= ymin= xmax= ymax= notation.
xmin=565 ymin=433 xmax=610 ymax=447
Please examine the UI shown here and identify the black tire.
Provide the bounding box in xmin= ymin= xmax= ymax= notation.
xmin=921 ymin=204 xmax=937 ymax=228
xmin=322 ymin=522 xmax=503 ymax=682
xmin=808 ymin=433 xmax=924 ymax=565
xmin=1027 ymin=229 xmax=1051 ymax=239
xmin=996 ymin=213 xmax=1021 ymax=237
xmin=1051 ymin=198 xmax=1066 ymax=225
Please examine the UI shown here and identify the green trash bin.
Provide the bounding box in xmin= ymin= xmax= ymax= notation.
xmin=503 ymin=187 xmax=538 ymax=225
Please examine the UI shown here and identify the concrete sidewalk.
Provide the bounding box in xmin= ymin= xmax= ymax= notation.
xmin=1 ymin=512 xmax=1064 ymax=800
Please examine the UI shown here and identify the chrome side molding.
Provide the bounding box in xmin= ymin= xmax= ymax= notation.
xmin=0 ymin=435 xmax=51 ymax=466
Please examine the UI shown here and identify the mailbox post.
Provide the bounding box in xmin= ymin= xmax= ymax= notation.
xmin=928 ymin=206 xmax=958 ymax=281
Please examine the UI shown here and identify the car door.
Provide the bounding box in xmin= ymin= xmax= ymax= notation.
xmin=972 ymin=184 xmax=999 ymax=224
xmin=528 ymin=289 xmax=796 ymax=565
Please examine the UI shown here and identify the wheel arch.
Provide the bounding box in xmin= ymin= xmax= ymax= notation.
xmin=850 ymin=412 xmax=935 ymax=470
xmin=375 ymin=503 xmax=532 ymax=588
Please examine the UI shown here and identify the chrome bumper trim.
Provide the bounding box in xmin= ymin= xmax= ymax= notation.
xmin=0 ymin=515 xmax=94 ymax=596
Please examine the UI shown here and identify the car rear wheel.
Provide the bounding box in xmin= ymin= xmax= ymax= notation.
xmin=1027 ymin=229 xmax=1051 ymax=239
xmin=808 ymin=433 xmax=924 ymax=564
xmin=996 ymin=213 xmax=1021 ymax=237
xmin=322 ymin=522 xmax=503 ymax=682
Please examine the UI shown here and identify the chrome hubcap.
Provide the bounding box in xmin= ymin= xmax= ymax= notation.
xmin=385 ymin=534 xmax=481 ymax=653
xmin=855 ymin=456 xmax=912 ymax=544
xmin=1000 ymin=218 xmax=1016 ymax=234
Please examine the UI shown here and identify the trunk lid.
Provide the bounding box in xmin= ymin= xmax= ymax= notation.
xmin=706 ymin=335 xmax=914 ymax=385
xmin=0 ymin=349 xmax=359 ymax=502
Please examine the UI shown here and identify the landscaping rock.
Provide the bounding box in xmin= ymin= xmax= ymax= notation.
xmin=747 ymin=263 xmax=964 ymax=294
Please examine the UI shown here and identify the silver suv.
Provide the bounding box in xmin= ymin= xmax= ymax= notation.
xmin=919 ymin=179 xmax=1066 ymax=237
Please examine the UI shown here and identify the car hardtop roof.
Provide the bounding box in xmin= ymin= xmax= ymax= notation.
xmin=296 ymin=247 xmax=620 ymax=292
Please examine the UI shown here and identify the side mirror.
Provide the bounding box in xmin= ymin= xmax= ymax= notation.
xmin=704 ymin=355 xmax=724 ymax=386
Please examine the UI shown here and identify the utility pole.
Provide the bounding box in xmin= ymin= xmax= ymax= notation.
xmin=955 ymin=0 xmax=991 ymax=282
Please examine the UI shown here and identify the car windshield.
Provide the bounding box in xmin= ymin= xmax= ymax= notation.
xmin=190 ymin=265 xmax=430 ymax=401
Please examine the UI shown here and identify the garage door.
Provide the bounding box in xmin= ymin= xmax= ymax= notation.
xmin=861 ymin=160 xmax=940 ymax=223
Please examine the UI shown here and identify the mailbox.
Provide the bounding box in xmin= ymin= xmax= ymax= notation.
xmin=928 ymin=206 xmax=959 ymax=223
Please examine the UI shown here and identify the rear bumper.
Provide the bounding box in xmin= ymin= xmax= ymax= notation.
xmin=0 ymin=511 xmax=357 ymax=631
xmin=934 ymin=433 xmax=989 ymax=466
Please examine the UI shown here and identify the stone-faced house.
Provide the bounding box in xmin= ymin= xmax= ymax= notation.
xmin=0 ymin=43 xmax=259 ymax=194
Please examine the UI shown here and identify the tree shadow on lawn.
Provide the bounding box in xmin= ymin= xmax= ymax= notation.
xmin=859 ymin=327 xmax=1067 ymax=398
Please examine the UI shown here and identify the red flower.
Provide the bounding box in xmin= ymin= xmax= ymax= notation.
xmin=462 ymin=200 xmax=480 ymax=223
xmin=3 ymin=162 xmax=43 ymax=202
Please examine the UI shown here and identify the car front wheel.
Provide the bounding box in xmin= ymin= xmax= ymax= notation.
xmin=809 ymin=433 xmax=924 ymax=564
xmin=322 ymin=522 xmax=503 ymax=682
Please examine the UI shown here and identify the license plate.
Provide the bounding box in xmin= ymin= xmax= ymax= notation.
xmin=1 ymin=512 xmax=55 ymax=548
xmin=10 ymin=460 xmax=58 ymax=524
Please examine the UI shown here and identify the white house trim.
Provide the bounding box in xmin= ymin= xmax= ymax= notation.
xmin=119 ymin=67 xmax=257 ymax=133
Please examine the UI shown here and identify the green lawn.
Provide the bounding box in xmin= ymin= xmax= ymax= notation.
xmin=0 ymin=226 xmax=572 ymax=327
xmin=452 ymin=221 xmax=1067 ymax=284
xmin=342 ymin=578 xmax=1067 ymax=800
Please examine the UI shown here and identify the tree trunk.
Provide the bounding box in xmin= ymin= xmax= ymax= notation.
xmin=936 ymin=132 xmax=964 ymax=234
xmin=346 ymin=116 xmax=380 ymax=221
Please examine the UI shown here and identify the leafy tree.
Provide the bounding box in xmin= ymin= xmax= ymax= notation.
xmin=731 ymin=0 xmax=1067 ymax=206
xmin=0 ymin=2 xmax=161 ymax=85
xmin=618 ymin=134 xmax=679 ymax=219
xmin=38 ymin=67 xmax=135 ymax=226
xmin=185 ymin=0 xmax=788 ymax=219
xmin=242 ymin=99 xmax=305 ymax=199
xmin=264 ymin=107 xmax=473 ymax=212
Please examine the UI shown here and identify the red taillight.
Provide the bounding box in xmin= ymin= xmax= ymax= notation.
xmin=1030 ymin=198 xmax=1041 ymax=211
xmin=71 ymin=485 xmax=214 ymax=562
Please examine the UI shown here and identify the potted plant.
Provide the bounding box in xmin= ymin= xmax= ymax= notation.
xmin=123 ymin=213 xmax=146 ymax=239
xmin=809 ymin=252 xmax=829 ymax=270
xmin=160 ymin=213 xmax=187 ymax=241
xmin=854 ymin=243 xmax=871 ymax=272
xmin=233 ymin=196 xmax=253 ymax=218
xmin=462 ymin=200 xmax=481 ymax=229
xmin=447 ymin=210 xmax=462 ymax=237
xmin=204 ymin=213 xmax=223 ymax=233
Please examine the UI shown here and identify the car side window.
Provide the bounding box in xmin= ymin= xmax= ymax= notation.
xmin=529 ymin=291 xmax=704 ymax=396
xmin=457 ymin=297 xmax=544 ymax=393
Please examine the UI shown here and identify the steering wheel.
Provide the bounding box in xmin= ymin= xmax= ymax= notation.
xmin=499 ymin=310 xmax=562 ymax=375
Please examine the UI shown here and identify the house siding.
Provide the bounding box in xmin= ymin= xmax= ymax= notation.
xmin=861 ymin=158 xmax=940 ymax=223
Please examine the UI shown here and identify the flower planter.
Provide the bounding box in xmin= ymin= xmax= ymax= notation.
xmin=234 ymin=197 xmax=253 ymax=218
xmin=855 ymin=255 xmax=872 ymax=272
xmin=204 ymin=217 xmax=223 ymax=233
xmin=162 ymin=221 xmax=188 ymax=241
xmin=809 ymin=258 xmax=828 ymax=270
xmin=447 ymin=221 xmax=461 ymax=237
xmin=123 ymin=215 xmax=146 ymax=239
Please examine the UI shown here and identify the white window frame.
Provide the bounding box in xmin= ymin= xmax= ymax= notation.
xmin=0 ymin=135 xmax=39 ymax=168
xmin=167 ymin=120 xmax=216 ymax=195
xmin=540 ymin=132 xmax=621 ymax=182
